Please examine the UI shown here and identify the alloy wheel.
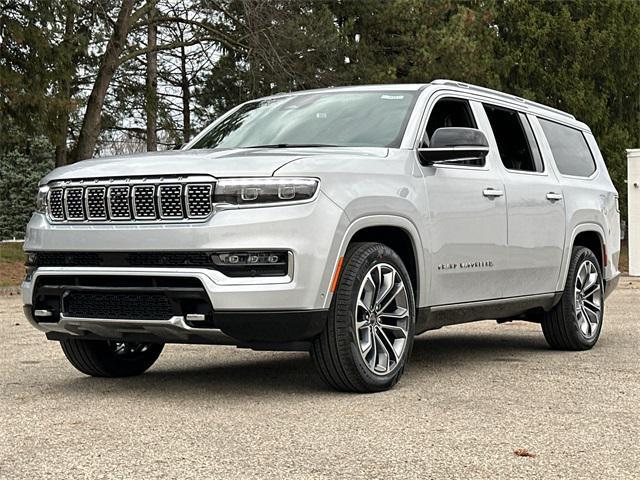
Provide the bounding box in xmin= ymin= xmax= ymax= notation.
xmin=574 ymin=260 xmax=602 ymax=339
xmin=355 ymin=263 xmax=410 ymax=375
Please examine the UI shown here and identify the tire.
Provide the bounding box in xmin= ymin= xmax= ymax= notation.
xmin=310 ymin=242 xmax=416 ymax=392
xmin=60 ymin=339 xmax=164 ymax=377
xmin=542 ymin=246 xmax=604 ymax=350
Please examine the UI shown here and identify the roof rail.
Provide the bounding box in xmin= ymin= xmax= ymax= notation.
xmin=430 ymin=79 xmax=575 ymax=120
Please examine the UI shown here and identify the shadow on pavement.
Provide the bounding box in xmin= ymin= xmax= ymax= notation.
xmin=49 ymin=327 xmax=552 ymax=397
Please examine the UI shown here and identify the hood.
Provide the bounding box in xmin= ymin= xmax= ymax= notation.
xmin=42 ymin=147 xmax=389 ymax=183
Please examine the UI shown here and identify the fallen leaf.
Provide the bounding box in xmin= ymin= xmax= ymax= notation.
xmin=514 ymin=448 xmax=536 ymax=458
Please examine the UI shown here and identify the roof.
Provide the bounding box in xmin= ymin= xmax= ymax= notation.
xmin=260 ymin=80 xmax=587 ymax=130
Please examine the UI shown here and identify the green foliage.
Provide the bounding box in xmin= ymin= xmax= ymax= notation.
xmin=0 ymin=241 xmax=24 ymax=262
xmin=197 ymin=0 xmax=351 ymax=116
xmin=1 ymin=0 xmax=638 ymax=234
xmin=0 ymin=133 xmax=54 ymax=239
xmin=0 ymin=1 xmax=88 ymax=144
xmin=332 ymin=0 xmax=502 ymax=87
xmin=495 ymin=0 xmax=640 ymax=219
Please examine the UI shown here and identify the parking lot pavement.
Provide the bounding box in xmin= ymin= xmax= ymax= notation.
xmin=1 ymin=279 xmax=638 ymax=480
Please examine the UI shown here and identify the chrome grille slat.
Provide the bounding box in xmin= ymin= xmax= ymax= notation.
xmin=158 ymin=184 xmax=184 ymax=219
xmin=132 ymin=185 xmax=157 ymax=219
xmin=49 ymin=188 xmax=65 ymax=220
xmin=186 ymin=184 xmax=213 ymax=218
xmin=45 ymin=177 xmax=215 ymax=224
xmin=108 ymin=185 xmax=132 ymax=220
xmin=64 ymin=187 xmax=85 ymax=220
xmin=85 ymin=186 xmax=107 ymax=220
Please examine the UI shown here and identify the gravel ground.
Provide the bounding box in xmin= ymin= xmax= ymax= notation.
xmin=1 ymin=279 xmax=638 ymax=479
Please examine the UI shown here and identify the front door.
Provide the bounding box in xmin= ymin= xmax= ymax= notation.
xmin=420 ymin=97 xmax=509 ymax=305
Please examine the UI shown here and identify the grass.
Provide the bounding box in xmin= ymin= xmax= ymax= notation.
xmin=0 ymin=242 xmax=25 ymax=287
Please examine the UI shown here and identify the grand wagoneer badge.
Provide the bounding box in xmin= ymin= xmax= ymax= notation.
xmin=438 ymin=260 xmax=494 ymax=271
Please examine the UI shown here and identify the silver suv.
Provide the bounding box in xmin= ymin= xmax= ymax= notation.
xmin=23 ymin=80 xmax=621 ymax=392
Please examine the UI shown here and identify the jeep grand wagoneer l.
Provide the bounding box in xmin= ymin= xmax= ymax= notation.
xmin=23 ymin=80 xmax=621 ymax=392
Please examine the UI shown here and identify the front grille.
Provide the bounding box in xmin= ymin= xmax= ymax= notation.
xmin=46 ymin=176 xmax=215 ymax=223
xmin=64 ymin=291 xmax=174 ymax=320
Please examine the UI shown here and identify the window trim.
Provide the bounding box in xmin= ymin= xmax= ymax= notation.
xmin=519 ymin=113 xmax=545 ymax=173
xmin=537 ymin=117 xmax=598 ymax=180
xmin=414 ymin=93 xmax=489 ymax=170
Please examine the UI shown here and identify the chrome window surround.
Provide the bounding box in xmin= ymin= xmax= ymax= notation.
xmin=45 ymin=176 xmax=216 ymax=224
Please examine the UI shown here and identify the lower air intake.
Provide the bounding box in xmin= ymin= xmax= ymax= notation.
xmin=64 ymin=291 xmax=174 ymax=320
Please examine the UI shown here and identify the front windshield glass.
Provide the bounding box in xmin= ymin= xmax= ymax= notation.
xmin=190 ymin=90 xmax=419 ymax=149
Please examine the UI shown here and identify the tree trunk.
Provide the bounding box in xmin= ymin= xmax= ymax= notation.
xmin=145 ymin=1 xmax=158 ymax=152
xmin=55 ymin=3 xmax=76 ymax=167
xmin=74 ymin=0 xmax=136 ymax=161
xmin=180 ymin=43 xmax=191 ymax=143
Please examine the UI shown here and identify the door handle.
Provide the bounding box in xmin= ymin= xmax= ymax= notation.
xmin=546 ymin=192 xmax=563 ymax=201
xmin=483 ymin=188 xmax=504 ymax=198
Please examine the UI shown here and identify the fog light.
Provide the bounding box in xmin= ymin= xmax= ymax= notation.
xmin=212 ymin=251 xmax=289 ymax=277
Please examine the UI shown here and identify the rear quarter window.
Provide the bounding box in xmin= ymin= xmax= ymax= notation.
xmin=539 ymin=118 xmax=596 ymax=177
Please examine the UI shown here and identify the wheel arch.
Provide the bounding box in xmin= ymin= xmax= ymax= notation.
xmin=558 ymin=223 xmax=606 ymax=291
xmin=324 ymin=215 xmax=427 ymax=309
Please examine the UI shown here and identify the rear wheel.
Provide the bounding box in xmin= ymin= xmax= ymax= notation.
xmin=60 ymin=339 xmax=164 ymax=377
xmin=542 ymin=247 xmax=604 ymax=350
xmin=310 ymin=242 xmax=416 ymax=392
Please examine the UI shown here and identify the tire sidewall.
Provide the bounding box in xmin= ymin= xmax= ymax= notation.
xmin=565 ymin=248 xmax=604 ymax=348
xmin=338 ymin=243 xmax=416 ymax=390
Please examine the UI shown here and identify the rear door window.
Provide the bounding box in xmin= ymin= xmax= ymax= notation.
xmin=539 ymin=119 xmax=596 ymax=177
xmin=483 ymin=104 xmax=543 ymax=172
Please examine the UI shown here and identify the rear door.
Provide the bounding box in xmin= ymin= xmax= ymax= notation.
xmin=419 ymin=96 xmax=509 ymax=305
xmin=481 ymin=104 xmax=566 ymax=296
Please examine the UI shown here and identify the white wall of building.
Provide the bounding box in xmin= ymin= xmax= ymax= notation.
xmin=628 ymin=149 xmax=640 ymax=276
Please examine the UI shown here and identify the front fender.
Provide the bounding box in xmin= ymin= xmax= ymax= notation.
xmin=321 ymin=215 xmax=428 ymax=309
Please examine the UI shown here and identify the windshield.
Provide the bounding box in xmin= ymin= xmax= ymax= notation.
xmin=189 ymin=90 xmax=419 ymax=150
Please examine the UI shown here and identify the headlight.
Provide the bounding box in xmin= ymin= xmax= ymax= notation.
xmin=35 ymin=185 xmax=49 ymax=213
xmin=214 ymin=177 xmax=319 ymax=206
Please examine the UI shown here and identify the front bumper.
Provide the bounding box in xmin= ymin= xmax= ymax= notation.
xmin=23 ymin=306 xmax=327 ymax=349
xmin=22 ymin=192 xmax=347 ymax=346
xmin=24 ymin=192 xmax=346 ymax=310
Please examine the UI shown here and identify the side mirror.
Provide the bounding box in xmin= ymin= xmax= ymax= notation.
xmin=418 ymin=127 xmax=489 ymax=166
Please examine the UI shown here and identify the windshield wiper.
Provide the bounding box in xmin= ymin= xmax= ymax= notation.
xmin=244 ymin=143 xmax=339 ymax=149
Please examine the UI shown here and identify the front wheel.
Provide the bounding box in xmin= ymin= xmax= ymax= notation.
xmin=60 ymin=339 xmax=164 ymax=377
xmin=542 ymin=246 xmax=604 ymax=350
xmin=311 ymin=242 xmax=416 ymax=392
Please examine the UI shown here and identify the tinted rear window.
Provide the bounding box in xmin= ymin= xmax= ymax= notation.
xmin=539 ymin=119 xmax=596 ymax=177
